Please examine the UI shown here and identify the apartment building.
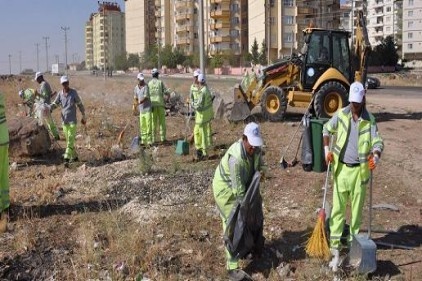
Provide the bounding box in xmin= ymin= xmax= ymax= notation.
xmin=248 ymin=0 xmax=340 ymax=63
xmin=402 ymin=0 xmax=422 ymax=61
xmin=366 ymin=0 xmax=401 ymax=50
xmin=125 ymin=0 xmax=155 ymax=56
xmin=174 ymin=0 xmax=202 ymax=55
xmin=209 ymin=0 xmax=248 ymax=63
xmin=85 ymin=2 xmax=125 ymax=70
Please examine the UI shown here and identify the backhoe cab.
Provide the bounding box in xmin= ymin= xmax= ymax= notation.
xmin=230 ymin=11 xmax=370 ymax=122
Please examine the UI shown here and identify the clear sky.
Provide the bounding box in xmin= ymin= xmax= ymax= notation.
xmin=0 ymin=0 xmax=125 ymax=75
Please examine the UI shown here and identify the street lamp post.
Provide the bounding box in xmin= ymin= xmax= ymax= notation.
xmin=8 ymin=54 xmax=12 ymax=75
xmin=35 ymin=43 xmax=40 ymax=71
xmin=61 ymin=26 xmax=70 ymax=75
xmin=43 ymin=36 xmax=49 ymax=73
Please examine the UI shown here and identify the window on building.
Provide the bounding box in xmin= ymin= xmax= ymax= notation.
xmin=409 ymin=0 xmax=413 ymax=5
xmin=408 ymin=32 xmax=413 ymax=39
xmin=231 ymin=3 xmax=239 ymax=12
xmin=230 ymin=30 xmax=239 ymax=36
xmin=408 ymin=21 xmax=413 ymax=28
xmin=408 ymin=43 xmax=413 ymax=49
xmin=283 ymin=33 xmax=293 ymax=43
xmin=283 ymin=16 xmax=294 ymax=25
xmin=270 ymin=17 xmax=275 ymax=25
xmin=194 ymin=33 xmax=198 ymax=39
xmin=386 ymin=6 xmax=391 ymax=12
xmin=283 ymin=0 xmax=293 ymax=7
xmin=231 ymin=17 xmax=239 ymax=24
xmin=386 ymin=26 xmax=391 ymax=32
xmin=386 ymin=16 xmax=391 ymax=22
xmin=408 ymin=11 xmax=413 ymax=16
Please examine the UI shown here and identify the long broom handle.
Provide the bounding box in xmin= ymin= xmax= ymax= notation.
xmin=368 ymin=170 xmax=373 ymax=238
xmin=322 ymin=161 xmax=331 ymax=210
xmin=279 ymin=95 xmax=315 ymax=163
xmin=322 ymin=136 xmax=333 ymax=210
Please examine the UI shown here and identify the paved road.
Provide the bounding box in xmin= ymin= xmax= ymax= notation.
xmin=368 ymin=86 xmax=422 ymax=98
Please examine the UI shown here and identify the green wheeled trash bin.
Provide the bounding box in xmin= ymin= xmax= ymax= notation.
xmin=310 ymin=118 xmax=329 ymax=172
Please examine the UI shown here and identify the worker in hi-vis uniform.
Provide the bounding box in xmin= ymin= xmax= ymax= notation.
xmin=323 ymin=81 xmax=384 ymax=272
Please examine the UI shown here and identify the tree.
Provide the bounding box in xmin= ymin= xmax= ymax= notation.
xmin=210 ymin=53 xmax=224 ymax=68
xmin=259 ymin=40 xmax=267 ymax=65
xmin=250 ymin=38 xmax=260 ymax=65
xmin=368 ymin=35 xmax=399 ymax=66
xmin=114 ymin=53 xmax=129 ymax=71
xmin=127 ymin=53 xmax=140 ymax=69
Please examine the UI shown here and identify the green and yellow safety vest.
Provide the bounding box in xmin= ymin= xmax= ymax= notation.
xmin=194 ymin=85 xmax=214 ymax=125
xmin=213 ymin=140 xmax=264 ymax=200
xmin=0 ymin=93 xmax=9 ymax=146
xmin=148 ymin=78 xmax=166 ymax=107
xmin=324 ymin=106 xmax=384 ymax=185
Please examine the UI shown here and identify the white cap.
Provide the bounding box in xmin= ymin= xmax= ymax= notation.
xmin=18 ymin=90 xmax=24 ymax=98
xmin=60 ymin=75 xmax=69 ymax=84
xmin=198 ymin=74 xmax=205 ymax=83
xmin=137 ymin=73 xmax=144 ymax=81
xmin=151 ymin=68 xmax=159 ymax=75
xmin=348 ymin=81 xmax=365 ymax=103
xmin=34 ymin=72 xmax=43 ymax=80
xmin=193 ymin=69 xmax=201 ymax=77
xmin=244 ymin=122 xmax=263 ymax=147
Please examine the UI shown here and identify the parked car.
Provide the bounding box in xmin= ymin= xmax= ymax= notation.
xmin=366 ymin=76 xmax=381 ymax=89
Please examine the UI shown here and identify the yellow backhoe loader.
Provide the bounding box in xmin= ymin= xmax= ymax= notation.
xmin=230 ymin=11 xmax=370 ymax=122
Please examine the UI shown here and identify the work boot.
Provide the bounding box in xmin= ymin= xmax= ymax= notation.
xmin=329 ymin=248 xmax=340 ymax=272
xmin=227 ymin=269 xmax=253 ymax=281
xmin=195 ymin=149 xmax=203 ymax=161
xmin=0 ymin=211 xmax=8 ymax=233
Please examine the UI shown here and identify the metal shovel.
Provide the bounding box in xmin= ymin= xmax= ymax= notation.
xmin=349 ymin=171 xmax=377 ymax=274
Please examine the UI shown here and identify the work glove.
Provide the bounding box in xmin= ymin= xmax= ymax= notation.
xmin=368 ymin=154 xmax=380 ymax=170
xmin=324 ymin=146 xmax=334 ymax=164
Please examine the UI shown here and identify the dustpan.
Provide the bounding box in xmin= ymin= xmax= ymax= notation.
xmin=176 ymin=102 xmax=191 ymax=155
xmin=349 ymin=172 xmax=377 ymax=274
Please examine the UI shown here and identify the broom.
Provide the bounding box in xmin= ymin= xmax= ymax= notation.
xmin=305 ymin=152 xmax=332 ymax=261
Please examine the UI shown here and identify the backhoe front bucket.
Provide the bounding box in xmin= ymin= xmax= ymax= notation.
xmin=229 ymin=85 xmax=251 ymax=122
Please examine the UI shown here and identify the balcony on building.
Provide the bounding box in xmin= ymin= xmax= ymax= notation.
xmin=297 ymin=6 xmax=317 ymax=15
xmin=176 ymin=24 xmax=193 ymax=33
xmin=176 ymin=12 xmax=191 ymax=21
xmin=210 ymin=35 xmax=231 ymax=43
xmin=175 ymin=0 xmax=193 ymax=9
xmin=371 ymin=0 xmax=384 ymax=8
xmin=210 ymin=9 xmax=230 ymax=18
xmin=177 ymin=35 xmax=190 ymax=45
xmin=210 ymin=21 xmax=230 ymax=30
xmin=210 ymin=0 xmax=230 ymax=4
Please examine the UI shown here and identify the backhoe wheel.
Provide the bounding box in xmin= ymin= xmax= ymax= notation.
xmin=261 ymin=86 xmax=287 ymax=122
xmin=314 ymin=81 xmax=348 ymax=118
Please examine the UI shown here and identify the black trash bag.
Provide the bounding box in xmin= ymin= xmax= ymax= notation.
xmin=224 ymin=172 xmax=264 ymax=259
xmin=301 ymin=114 xmax=313 ymax=171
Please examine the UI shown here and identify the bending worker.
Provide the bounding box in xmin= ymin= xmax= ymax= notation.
xmin=323 ymin=81 xmax=384 ymax=272
xmin=148 ymin=68 xmax=169 ymax=144
xmin=35 ymin=72 xmax=60 ymax=140
xmin=51 ymin=76 xmax=86 ymax=163
xmin=18 ymin=88 xmax=37 ymax=116
xmin=134 ymin=73 xmax=152 ymax=146
xmin=0 ymin=92 xmax=9 ymax=233
xmin=192 ymin=74 xmax=214 ymax=160
xmin=212 ymin=122 xmax=266 ymax=281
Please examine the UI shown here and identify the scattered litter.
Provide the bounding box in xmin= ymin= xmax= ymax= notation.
xmin=372 ymin=203 xmax=399 ymax=212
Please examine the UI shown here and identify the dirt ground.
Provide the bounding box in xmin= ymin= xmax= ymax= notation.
xmin=0 ymin=73 xmax=421 ymax=281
